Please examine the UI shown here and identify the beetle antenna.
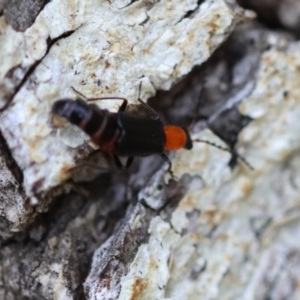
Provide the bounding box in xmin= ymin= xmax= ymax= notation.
xmin=71 ymin=86 xmax=89 ymax=101
xmin=193 ymin=139 xmax=254 ymax=170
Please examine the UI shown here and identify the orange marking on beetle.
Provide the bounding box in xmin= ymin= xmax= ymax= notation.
xmin=164 ymin=125 xmax=187 ymax=150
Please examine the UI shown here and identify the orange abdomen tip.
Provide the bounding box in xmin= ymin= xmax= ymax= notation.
xmin=164 ymin=126 xmax=187 ymax=151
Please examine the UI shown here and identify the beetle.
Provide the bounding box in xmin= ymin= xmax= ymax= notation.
xmin=52 ymin=87 xmax=193 ymax=172
xmin=52 ymin=87 xmax=253 ymax=174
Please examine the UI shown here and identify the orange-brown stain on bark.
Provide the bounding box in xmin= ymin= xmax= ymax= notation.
xmin=130 ymin=277 xmax=148 ymax=300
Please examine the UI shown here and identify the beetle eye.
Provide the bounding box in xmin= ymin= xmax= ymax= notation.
xmin=52 ymin=100 xmax=70 ymax=116
xmin=52 ymin=99 xmax=89 ymax=125
xmin=68 ymin=103 xmax=86 ymax=124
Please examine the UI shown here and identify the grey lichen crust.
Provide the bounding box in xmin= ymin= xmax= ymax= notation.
xmin=0 ymin=0 xmax=246 ymax=229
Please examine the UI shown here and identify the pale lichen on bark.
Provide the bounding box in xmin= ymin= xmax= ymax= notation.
xmin=0 ymin=0 xmax=245 ymax=229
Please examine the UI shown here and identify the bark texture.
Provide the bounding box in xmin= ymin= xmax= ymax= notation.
xmin=0 ymin=0 xmax=300 ymax=299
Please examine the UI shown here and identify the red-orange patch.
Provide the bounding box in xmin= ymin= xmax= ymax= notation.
xmin=164 ymin=126 xmax=187 ymax=150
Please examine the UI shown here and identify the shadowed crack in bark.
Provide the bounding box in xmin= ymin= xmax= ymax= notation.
xmin=1 ymin=30 xmax=75 ymax=113
xmin=0 ymin=130 xmax=23 ymax=186
xmin=0 ymin=30 xmax=75 ymax=112
xmin=175 ymin=0 xmax=205 ymax=25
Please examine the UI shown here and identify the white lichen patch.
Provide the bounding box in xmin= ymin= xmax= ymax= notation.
xmin=117 ymin=42 xmax=300 ymax=299
xmin=0 ymin=0 xmax=245 ymax=211
xmin=118 ymin=217 xmax=180 ymax=300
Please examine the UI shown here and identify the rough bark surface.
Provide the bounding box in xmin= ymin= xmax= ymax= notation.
xmin=0 ymin=0 xmax=300 ymax=300
xmin=0 ymin=0 xmax=245 ymax=230
xmin=3 ymin=0 xmax=50 ymax=32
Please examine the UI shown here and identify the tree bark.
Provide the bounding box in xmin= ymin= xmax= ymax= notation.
xmin=0 ymin=0 xmax=300 ymax=299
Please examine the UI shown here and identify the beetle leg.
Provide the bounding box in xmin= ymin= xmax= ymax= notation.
xmin=113 ymin=155 xmax=134 ymax=170
xmin=88 ymin=96 xmax=127 ymax=112
xmin=160 ymin=153 xmax=176 ymax=179
xmin=118 ymin=99 xmax=128 ymax=112
xmin=71 ymin=86 xmax=128 ymax=112
xmin=86 ymin=97 xmax=127 ymax=112
xmin=136 ymin=81 xmax=159 ymax=119
xmin=137 ymin=98 xmax=160 ymax=120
